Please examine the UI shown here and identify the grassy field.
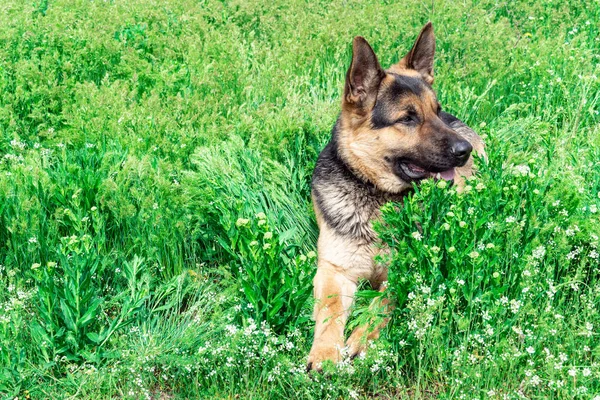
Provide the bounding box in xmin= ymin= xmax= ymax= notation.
xmin=0 ymin=0 xmax=599 ymax=398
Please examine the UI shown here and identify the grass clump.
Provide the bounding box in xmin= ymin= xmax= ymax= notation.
xmin=0 ymin=0 xmax=599 ymax=398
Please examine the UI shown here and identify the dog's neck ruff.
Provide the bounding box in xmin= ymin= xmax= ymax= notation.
xmin=333 ymin=139 xmax=379 ymax=193
xmin=311 ymin=122 xmax=405 ymax=241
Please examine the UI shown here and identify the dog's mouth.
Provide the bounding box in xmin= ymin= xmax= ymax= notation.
xmin=395 ymin=161 xmax=455 ymax=183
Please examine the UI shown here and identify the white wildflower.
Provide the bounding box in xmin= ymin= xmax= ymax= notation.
xmin=512 ymin=164 xmax=530 ymax=176
xmin=236 ymin=218 xmax=250 ymax=227
xmin=510 ymin=299 xmax=522 ymax=314
xmin=411 ymin=231 xmax=423 ymax=241
xmin=532 ymin=245 xmax=546 ymax=259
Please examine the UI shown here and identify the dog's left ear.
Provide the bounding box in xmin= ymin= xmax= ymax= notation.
xmin=395 ymin=22 xmax=435 ymax=84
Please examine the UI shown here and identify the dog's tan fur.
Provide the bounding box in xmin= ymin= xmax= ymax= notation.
xmin=307 ymin=23 xmax=486 ymax=371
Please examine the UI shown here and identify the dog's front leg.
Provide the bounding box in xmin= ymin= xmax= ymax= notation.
xmin=306 ymin=261 xmax=357 ymax=371
xmin=345 ymin=284 xmax=392 ymax=358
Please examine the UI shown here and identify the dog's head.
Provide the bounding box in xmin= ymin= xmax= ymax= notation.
xmin=336 ymin=23 xmax=472 ymax=193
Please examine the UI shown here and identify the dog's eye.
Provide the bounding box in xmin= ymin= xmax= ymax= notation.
xmin=395 ymin=115 xmax=417 ymax=125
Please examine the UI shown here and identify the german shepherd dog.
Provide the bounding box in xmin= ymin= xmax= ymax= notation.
xmin=307 ymin=22 xmax=486 ymax=371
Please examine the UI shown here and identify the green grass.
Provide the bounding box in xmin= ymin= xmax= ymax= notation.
xmin=0 ymin=0 xmax=599 ymax=398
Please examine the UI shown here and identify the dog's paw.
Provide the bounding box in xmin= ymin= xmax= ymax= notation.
xmin=345 ymin=327 xmax=368 ymax=359
xmin=306 ymin=342 xmax=343 ymax=372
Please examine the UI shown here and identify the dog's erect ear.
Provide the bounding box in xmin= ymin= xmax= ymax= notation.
xmin=344 ymin=37 xmax=385 ymax=111
xmin=396 ymin=22 xmax=435 ymax=84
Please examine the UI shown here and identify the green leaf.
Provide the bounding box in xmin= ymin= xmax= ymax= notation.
xmin=267 ymin=300 xmax=284 ymax=319
xmin=60 ymin=299 xmax=77 ymax=332
xmin=86 ymin=332 xmax=100 ymax=344
xmin=77 ymin=298 xmax=102 ymax=328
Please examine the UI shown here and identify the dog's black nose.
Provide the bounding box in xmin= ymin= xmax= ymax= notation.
xmin=451 ymin=140 xmax=472 ymax=159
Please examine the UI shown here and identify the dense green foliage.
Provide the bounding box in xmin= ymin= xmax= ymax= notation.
xmin=380 ymin=157 xmax=600 ymax=397
xmin=0 ymin=0 xmax=599 ymax=398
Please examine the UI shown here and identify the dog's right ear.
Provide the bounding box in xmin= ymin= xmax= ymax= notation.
xmin=344 ymin=37 xmax=385 ymax=111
